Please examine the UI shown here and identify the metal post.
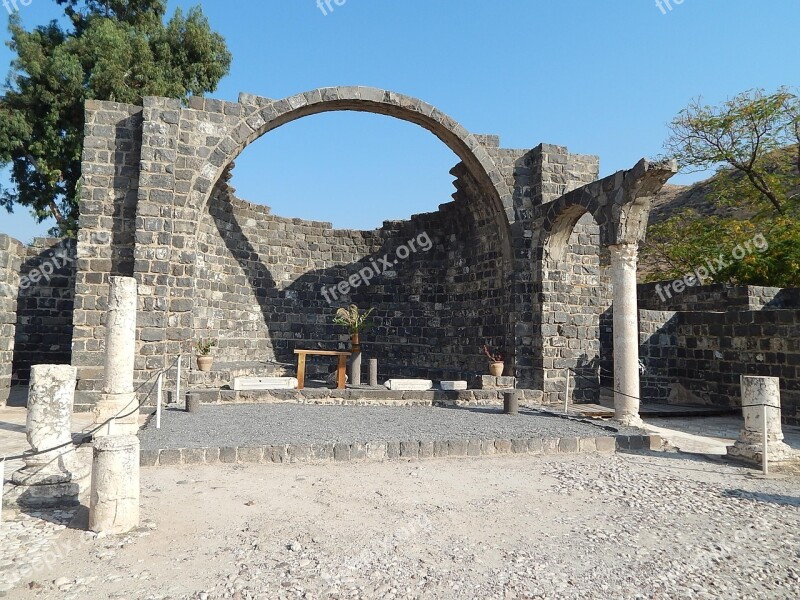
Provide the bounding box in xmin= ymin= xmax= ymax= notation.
xmin=762 ymin=403 xmax=769 ymax=475
xmin=156 ymin=372 xmax=163 ymax=430
xmin=176 ymin=355 xmax=182 ymax=406
xmin=1 ymin=457 xmax=5 ymax=526
xmin=564 ymin=369 xmax=570 ymax=414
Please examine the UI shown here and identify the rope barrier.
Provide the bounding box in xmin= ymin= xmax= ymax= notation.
xmin=1 ymin=356 xmax=179 ymax=463
xmin=568 ymin=367 xmax=781 ymax=410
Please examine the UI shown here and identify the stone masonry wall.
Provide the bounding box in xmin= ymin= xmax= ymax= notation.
xmin=638 ymin=285 xmax=800 ymax=425
xmin=12 ymin=238 xmax=77 ymax=386
xmin=490 ymin=142 xmax=601 ymax=395
xmin=192 ymin=161 xmax=509 ymax=383
xmin=67 ymin=89 xmax=671 ymax=409
xmin=0 ymin=234 xmax=24 ymax=404
xmin=72 ymin=100 xmax=143 ymax=407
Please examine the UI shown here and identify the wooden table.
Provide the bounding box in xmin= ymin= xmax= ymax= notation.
xmin=293 ymin=349 xmax=351 ymax=390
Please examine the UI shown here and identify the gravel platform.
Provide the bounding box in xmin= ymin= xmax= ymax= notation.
xmin=138 ymin=404 xmax=642 ymax=450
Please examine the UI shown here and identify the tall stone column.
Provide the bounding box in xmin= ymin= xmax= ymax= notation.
xmin=7 ymin=365 xmax=84 ymax=507
xmin=93 ymin=276 xmax=139 ymax=437
xmin=609 ymin=243 xmax=643 ymax=426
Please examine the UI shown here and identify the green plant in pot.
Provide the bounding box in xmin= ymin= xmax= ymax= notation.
xmin=196 ymin=338 xmax=217 ymax=372
xmin=333 ymin=305 xmax=374 ymax=353
xmin=483 ymin=344 xmax=505 ymax=377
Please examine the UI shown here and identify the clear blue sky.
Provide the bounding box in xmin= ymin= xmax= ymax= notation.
xmin=1 ymin=0 xmax=798 ymax=242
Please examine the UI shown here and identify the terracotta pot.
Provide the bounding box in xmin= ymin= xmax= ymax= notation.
xmin=489 ymin=362 xmax=504 ymax=377
xmin=196 ymin=355 xmax=213 ymax=372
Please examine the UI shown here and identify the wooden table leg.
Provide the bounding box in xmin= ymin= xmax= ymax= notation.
xmin=297 ymin=354 xmax=306 ymax=390
xmin=337 ymin=354 xmax=347 ymax=390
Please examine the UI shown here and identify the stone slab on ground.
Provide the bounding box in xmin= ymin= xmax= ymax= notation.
xmin=232 ymin=377 xmax=298 ymax=391
xmin=440 ymin=381 xmax=468 ymax=391
xmin=384 ymin=379 xmax=433 ymax=391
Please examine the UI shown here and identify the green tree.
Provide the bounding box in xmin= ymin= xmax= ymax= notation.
xmin=643 ymin=88 xmax=800 ymax=287
xmin=0 ymin=0 xmax=232 ymax=236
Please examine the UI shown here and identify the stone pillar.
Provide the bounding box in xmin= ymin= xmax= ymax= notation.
xmin=350 ymin=352 xmax=362 ymax=386
xmin=7 ymin=365 xmax=84 ymax=508
xmin=728 ymin=376 xmax=795 ymax=463
xmin=504 ymin=390 xmax=520 ymax=416
xmin=89 ymin=435 xmax=140 ymax=534
xmin=609 ymin=244 xmax=643 ymax=426
xmin=94 ymin=276 xmax=139 ymax=437
xmin=369 ymin=359 xmax=378 ymax=387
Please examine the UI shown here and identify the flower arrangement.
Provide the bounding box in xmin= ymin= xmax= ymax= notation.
xmin=332 ymin=305 xmax=375 ymax=334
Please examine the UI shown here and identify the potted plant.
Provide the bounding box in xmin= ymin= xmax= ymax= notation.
xmin=333 ymin=304 xmax=375 ymax=353
xmin=196 ymin=338 xmax=217 ymax=372
xmin=483 ymin=344 xmax=505 ymax=377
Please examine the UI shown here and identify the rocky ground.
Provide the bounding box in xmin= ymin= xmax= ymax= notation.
xmin=2 ymin=450 xmax=799 ymax=599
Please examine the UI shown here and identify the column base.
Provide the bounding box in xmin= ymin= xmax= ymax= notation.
xmin=3 ymin=479 xmax=80 ymax=509
xmin=727 ymin=440 xmax=797 ymax=464
xmin=615 ymin=413 xmax=645 ymax=428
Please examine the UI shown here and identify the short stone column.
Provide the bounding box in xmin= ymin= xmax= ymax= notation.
xmin=728 ymin=376 xmax=795 ymax=463
xmin=610 ymin=244 xmax=643 ymax=426
xmin=369 ymin=359 xmax=378 ymax=387
xmin=350 ymin=352 xmax=362 ymax=386
xmin=89 ymin=435 xmax=140 ymax=534
xmin=8 ymin=365 xmax=84 ymax=508
xmin=94 ymin=276 xmax=139 ymax=437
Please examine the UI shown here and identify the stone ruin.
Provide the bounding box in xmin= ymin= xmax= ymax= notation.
xmin=0 ymin=86 xmax=799 ymax=425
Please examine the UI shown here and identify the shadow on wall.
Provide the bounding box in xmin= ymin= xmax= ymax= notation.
xmin=11 ymin=239 xmax=77 ymax=389
xmin=201 ymin=185 xmax=511 ymax=383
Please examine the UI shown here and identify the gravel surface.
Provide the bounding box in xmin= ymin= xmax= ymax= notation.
xmin=139 ymin=404 xmax=640 ymax=450
xmin=6 ymin=452 xmax=800 ymax=599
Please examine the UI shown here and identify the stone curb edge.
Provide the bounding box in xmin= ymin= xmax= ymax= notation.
xmin=140 ymin=434 xmax=662 ymax=467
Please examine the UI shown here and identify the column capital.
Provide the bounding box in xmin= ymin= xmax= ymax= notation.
xmin=608 ymin=243 xmax=639 ymax=267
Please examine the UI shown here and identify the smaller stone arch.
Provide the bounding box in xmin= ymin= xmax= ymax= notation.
xmin=530 ymin=158 xmax=678 ymax=412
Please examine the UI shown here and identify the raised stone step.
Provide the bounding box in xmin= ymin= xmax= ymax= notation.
xmin=233 ymin=377 xmax=299 ymax=391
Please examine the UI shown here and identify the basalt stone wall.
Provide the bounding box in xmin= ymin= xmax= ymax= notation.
xmin=637 ymin=285 xmax=800 ymax=425
xmin=638 ymin=283 xmax=800 ymax=312
xmin=11 ymin=238 xmax=77 ymax=386
xmin=490 ymin=142 xmax=602 ymax=395
xmin=72 ymin=100 xmax=143 ymax=407
xmin=0 ymin=234 xmax=24 ymax=404
xmin=193 ymin=162 xmax=510 ymax=382
xmin=70 ymin=90 xmax=625 ymax=408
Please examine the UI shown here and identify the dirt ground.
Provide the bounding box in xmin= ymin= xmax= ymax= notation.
xmin=5 ymin=451 xmax=800 ymax=600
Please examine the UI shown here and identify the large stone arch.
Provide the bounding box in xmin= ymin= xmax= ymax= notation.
xmin=125 ymin=87 xmax=517 ymax=382
xmin=185 ymin=87 xmax=514 ymax=231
